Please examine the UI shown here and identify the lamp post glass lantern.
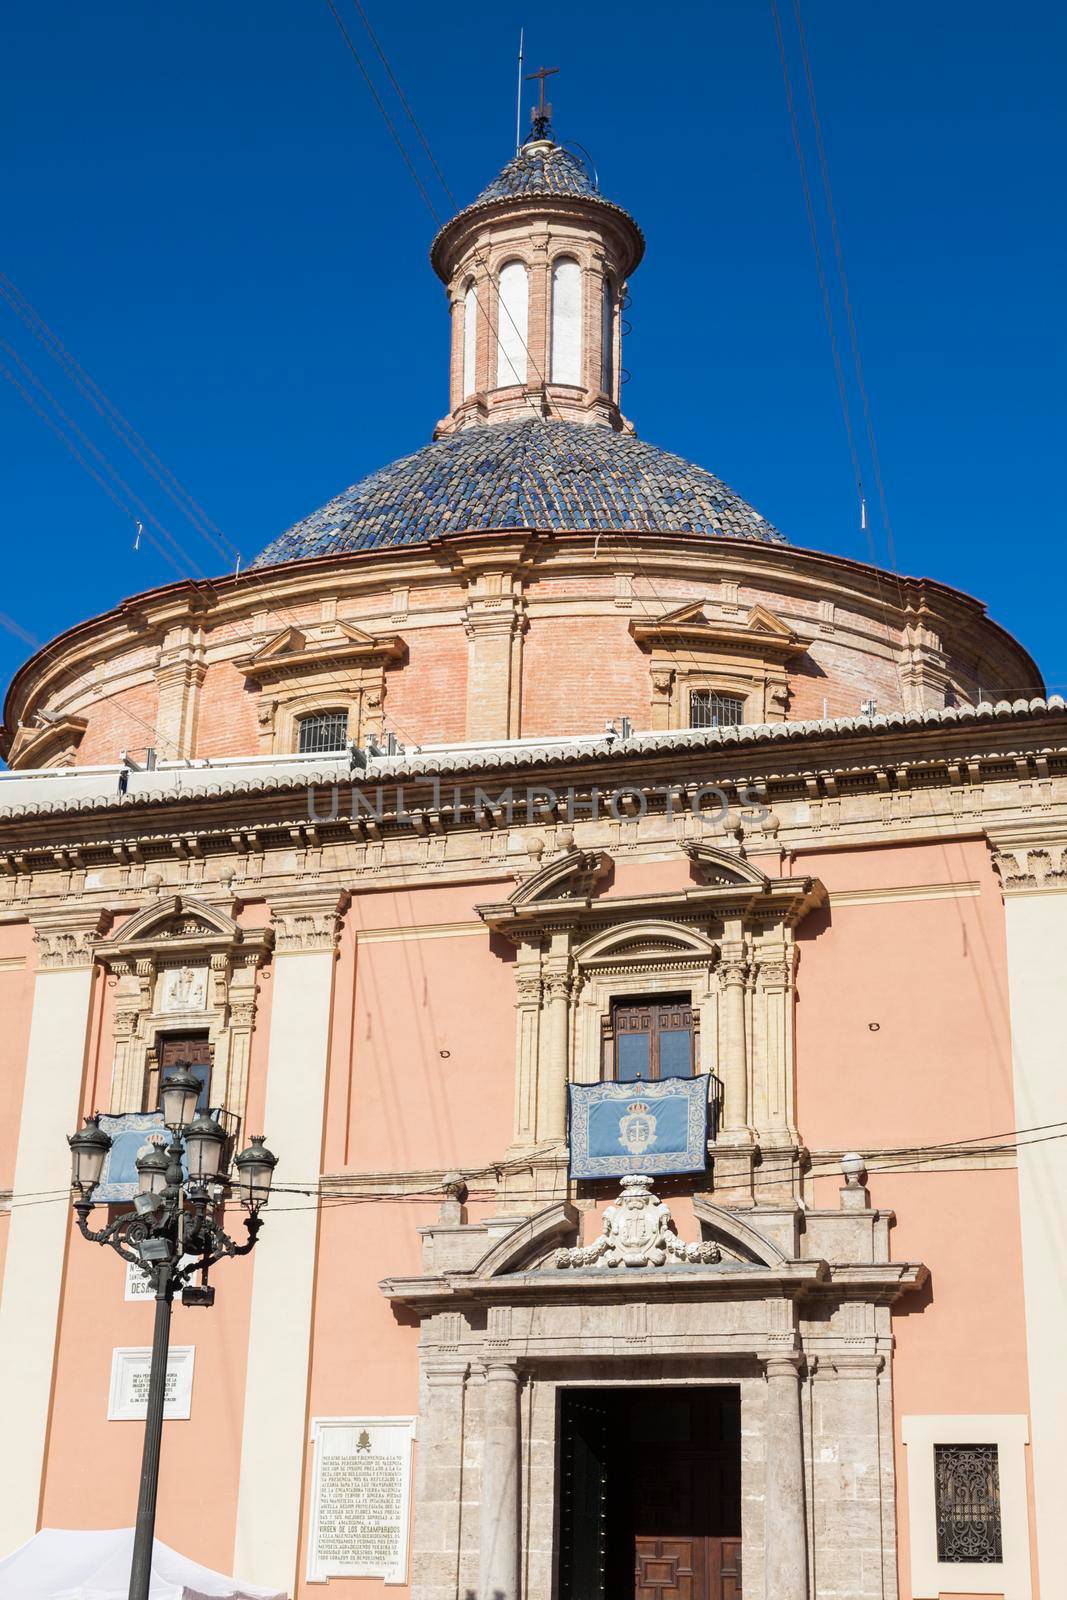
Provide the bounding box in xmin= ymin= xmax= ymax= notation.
xmin=160 ymin=1065 xmax=201 ymax=1130
xmin=67 ymin=1066 xmax=277 ymax=1600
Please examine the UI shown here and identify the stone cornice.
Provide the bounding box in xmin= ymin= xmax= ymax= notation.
xmin=1 ymin=535 xmax=1041 ymax=758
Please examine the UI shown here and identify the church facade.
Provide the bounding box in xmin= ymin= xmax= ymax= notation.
xmin=0 ymin=118 xmax=1062 ymax=1600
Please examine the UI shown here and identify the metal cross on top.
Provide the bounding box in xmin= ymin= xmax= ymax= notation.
xmin=526 ymin=64 xmax=559 ymax=139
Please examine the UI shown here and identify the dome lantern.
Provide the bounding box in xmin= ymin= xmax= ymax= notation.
xmin=430 ymin=76 xmax=644 ymax=438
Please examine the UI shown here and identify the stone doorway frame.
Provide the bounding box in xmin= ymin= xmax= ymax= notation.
xmin=382 ymin=1191 xmax=926 ymax=1600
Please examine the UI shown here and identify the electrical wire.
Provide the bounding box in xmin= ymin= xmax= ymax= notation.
xmin=792 ymin=0 xmax=898 ymax=571
xmin=0 ymin=271 xmax=241 ymax=569
xmin=9 ymin=1120 xmax=1066 ymax=1213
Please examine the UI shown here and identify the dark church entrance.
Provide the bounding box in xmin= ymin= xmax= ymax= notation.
xmin=558 ymin=1386 xmax=742 ymax=1600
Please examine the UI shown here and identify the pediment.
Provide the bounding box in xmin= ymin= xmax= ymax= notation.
xmin=237 ymin=620 xmax=404 ymax=681
xmin=691 ymin=1197 xmax=789 ymax=1267
xmin=6 ymin=714 xmax=87 ymax=772
xmin=682 ymin=843 xmax=770 ymax=889
xmin=95 ymin=894 xmax=270 ymax=964
xmin=573 ymin=918 xmax=718 ymax=966
xmin=506 ymin=849 xmax=613 ymax=907
xmin=473 ymin=1203 xmax=580 ymax=1276
xmin=630 ymin=602 xmax=805 ymax=659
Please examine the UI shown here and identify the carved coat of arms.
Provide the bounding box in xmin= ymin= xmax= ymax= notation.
xmin=553 ymin=1175 xmax=721 ymax=1270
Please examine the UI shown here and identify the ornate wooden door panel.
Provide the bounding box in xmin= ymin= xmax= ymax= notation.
xmin=707 ymin=1538 xmax=742 ymax=1600
xmin=634 ymin=1536 xmax=705 ymax=1600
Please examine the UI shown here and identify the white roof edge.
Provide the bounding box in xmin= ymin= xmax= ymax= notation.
xmin=0 ymin=697 xmax=1060 ymax=821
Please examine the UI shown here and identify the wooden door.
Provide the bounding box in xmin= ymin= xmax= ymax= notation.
xmin=148 ymin=1033 xmax=212 ymax=1115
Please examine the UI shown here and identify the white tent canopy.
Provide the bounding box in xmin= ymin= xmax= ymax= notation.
xmin=0 ymin=1529 xmax=287 ymax=1600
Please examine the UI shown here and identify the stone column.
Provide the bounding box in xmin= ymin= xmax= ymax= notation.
xmin=536 ymin=961 xmax=571 ymax=1144
xmin=232 ymin=889 xmax=349 ymax=1592
xmin=0 ymin=909 xmax=108 ymax=1556
xmin=719 ymin=956 xmax=752 ymax=1139
xmin=478 ymin=1362 xmax=521 ymax=1600
xmin=763 ymin=1355 xmax=808 ymax=1600
xmin=412 ymin=1361 xmax=470 ymax=1600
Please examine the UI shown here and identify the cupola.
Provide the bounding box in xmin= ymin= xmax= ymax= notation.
xmin=430 ymin=76 xmax=644 ymax=436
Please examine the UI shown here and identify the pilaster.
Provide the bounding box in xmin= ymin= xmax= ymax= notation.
xmin=987 ymin=823 xmax=1067 ymax=1597
xmin=0 ymin=907 xmax=110 ymax=1556
xmin=154 ymin=622 xmax=207 ymax=758
xmin=232 ymin=887 xmax=348 ymax=1591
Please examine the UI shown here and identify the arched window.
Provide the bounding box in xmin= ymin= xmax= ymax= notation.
xmin=297 ymin=710 xmax=349 ymax=754
xmin=601 ymin=278 xmax=614 ymax=393
xmin=495 ymin=261 xmax=528 ymax=387
xmin=550 ymin=257 xmax=582 ymax=385
xmin=462 ymin=281 xmax=478 ymax=397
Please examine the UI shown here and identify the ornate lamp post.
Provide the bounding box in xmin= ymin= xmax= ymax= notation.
xmin=67 ymin=1068 xmax=278 ymax=1600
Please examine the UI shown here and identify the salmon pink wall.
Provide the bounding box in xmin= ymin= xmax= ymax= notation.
xmin=795 ymin=839 xmax=1013 ymax=1149
xmin=338 ymin=885 xmax=516 ymax=1174
xmin=883 ymin=1168 xmax=1032 ymax=1600
xmin=38 ymin=899 xmax=276 ymax=1570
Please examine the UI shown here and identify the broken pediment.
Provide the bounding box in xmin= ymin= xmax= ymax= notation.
xmin=682 ymin=842 xmax=771 ymax=889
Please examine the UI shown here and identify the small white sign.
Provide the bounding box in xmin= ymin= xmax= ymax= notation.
xmin=108 ymin=1346 xmax=195 ymax=1421
xmin=124 ymin=1256 xmax=196 ymax=1301
xmin=124 ymin=1261 xmax=155 ymax=1300
xmin=307 ymin=1416 xmax=417 ymax=1585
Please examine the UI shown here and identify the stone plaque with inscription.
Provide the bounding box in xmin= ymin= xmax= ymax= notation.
xmin=108 ymin=1346 xmax=195 ymax=1420
xmin=307 ymin=1416 xmax=416 ymax=1584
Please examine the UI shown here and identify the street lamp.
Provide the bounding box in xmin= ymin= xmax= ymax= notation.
xmin=67 ymin=1065 xmax=278 ymax=1600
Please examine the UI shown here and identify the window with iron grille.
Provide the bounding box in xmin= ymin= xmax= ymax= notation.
xmin=689 ymin=691 xmax=744 ymax=729
xmin=297 ymin=710 xmax=349 ymax=755
xmin=934 ymin=1444 xmax=1003 ymax=1563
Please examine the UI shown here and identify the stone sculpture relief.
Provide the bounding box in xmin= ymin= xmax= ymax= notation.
xmin=552 ymin=1174 xmax=721 ymax=1270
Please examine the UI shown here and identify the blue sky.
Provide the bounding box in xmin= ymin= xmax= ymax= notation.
xmin=1 ymin=0 xmax=1063 ymax=702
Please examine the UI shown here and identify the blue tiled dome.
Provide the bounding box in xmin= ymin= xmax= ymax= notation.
xmin=474 ymin=143 xmax=601 ymax=203
xmin=250 ymin=421 xmax=787 ymax=568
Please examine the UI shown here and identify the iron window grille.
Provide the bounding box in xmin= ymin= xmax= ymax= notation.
xmin=297 ymin=711 xmax=349 ymax=755
xmin=689 ymin=691 xmax=744 ymax=729
xmin=934 ymin=1443 xmax=1003 ymax=1563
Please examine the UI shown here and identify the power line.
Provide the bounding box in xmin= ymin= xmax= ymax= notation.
xmin=792 ymin=0 xmax=898 ymax=571
xmin=0 ymin=271 xmax=241 ymax=569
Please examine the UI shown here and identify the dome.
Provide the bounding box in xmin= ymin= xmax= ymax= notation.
xmin=430 ymin=139 xmax=644 ymax=280
xmin=250 ymin=420 xmax=787 ymax=568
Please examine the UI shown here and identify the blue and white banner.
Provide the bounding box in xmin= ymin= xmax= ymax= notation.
xmin=568 ymin=1076 xmax=711 ymax=1180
